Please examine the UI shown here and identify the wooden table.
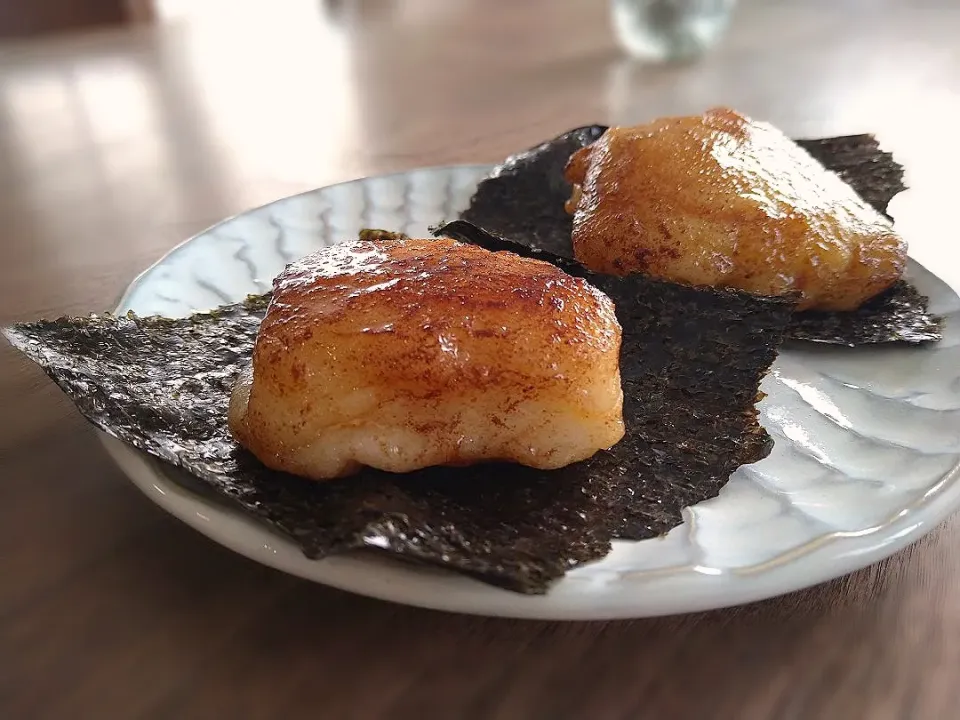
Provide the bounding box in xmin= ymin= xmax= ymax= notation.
xmin=3 ymin=1 xmax=960 ymax=717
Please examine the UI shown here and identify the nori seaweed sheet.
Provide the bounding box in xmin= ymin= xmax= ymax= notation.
xmin=435 ymin=221 xmax=795 ymax=540
xmin=795 ymin=135 xmax=903 ymax=221
xmin=460 ymin=124 xmax=606 ymax=258
xmin=786 ymin=280 xmax=940 ymax=345
xmin=4 ymin=230 xmax=794 ymax=594
xmin=459 ymin=126 xmax=941 ymax=345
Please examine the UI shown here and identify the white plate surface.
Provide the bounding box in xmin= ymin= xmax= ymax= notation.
xmin=103 ymin=164 xmax=960 ymax=620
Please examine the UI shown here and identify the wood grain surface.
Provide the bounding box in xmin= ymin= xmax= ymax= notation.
xmin=2 ymin=1 xmax=960 ymax=718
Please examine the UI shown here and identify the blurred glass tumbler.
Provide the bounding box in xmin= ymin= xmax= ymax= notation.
xmin=612 ymin=0 xmax=736 ymax=61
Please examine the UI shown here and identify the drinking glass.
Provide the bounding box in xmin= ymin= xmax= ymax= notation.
xmin=611 ymin=0 xmax=737 ymax=62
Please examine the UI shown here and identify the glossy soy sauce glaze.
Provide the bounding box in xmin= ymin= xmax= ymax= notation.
xmin=564 ymin=109 xmax=906 ymax=312
xmin=231 ymin=236 xmax=625 ymax=479
xmin=460 ymin=124 xmax=941 ymax=344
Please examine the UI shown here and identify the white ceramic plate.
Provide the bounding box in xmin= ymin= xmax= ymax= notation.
xmin=102 ymin=164 xmax=960 ymax=621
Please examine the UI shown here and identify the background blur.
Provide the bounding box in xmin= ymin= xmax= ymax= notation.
xmin=4 ymin=4 xmax=960 ymax=718
xmin=0 ymin=0 xmax=955 ymax=292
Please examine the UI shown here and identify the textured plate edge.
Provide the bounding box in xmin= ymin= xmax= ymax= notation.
xmin=110 ymin=164 xmax=495 ymax=315
xmin=101 ymin=433 xmax=960 ymax=620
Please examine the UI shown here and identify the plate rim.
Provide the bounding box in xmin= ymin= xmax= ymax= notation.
xmin=98 ymin=164 xmax=960 ymax=620
xmin=112 ymin=164 xmax=495 ymax=315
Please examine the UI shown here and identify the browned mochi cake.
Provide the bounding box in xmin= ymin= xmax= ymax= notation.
xmin=564 ymin=107 xmax=907 ymax=311
xmin=228 ymin=236 xmax=625 ymax=480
